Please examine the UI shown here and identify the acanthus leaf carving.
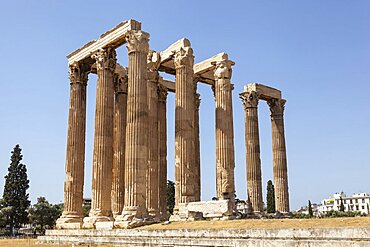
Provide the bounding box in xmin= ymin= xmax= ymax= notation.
xmin=157 ymin=84 xmax=168 ymax=103
xmin=213 ymin=60 xmax=232 ymax=80
xmin=69 ymin=62 xmax=89 ymax=85
xmin=91 ymin=47 xmax=116 ymax=72
xmin=240 ymin=91 xmax=260 ymax=109
xmin=268 ymin=99 xmax=286 ymax=116
xmin=125 ymin=30 xmax=149 ymax=54
xmin=173 ymin=47 xmax=194 ymax=69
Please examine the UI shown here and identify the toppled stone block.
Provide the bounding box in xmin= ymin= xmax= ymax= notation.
xmin=170 ymin=200 xmax=234 ymax=221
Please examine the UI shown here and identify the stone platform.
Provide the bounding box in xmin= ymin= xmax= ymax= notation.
xmin=39 ymin=227 xmax=370 ymax=246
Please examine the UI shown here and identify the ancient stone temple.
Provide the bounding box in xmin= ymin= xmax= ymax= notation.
xmin=56 ymin=19 xmax=290 ymax=230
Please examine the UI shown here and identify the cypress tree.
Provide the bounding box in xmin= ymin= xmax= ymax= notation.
xmin=266 ymin=180 xmax=275 ymax=213
xmin=2 ymin=145 xmax=30 ymax=235
xmin=339 ymin=197 xmax=345 ymax=212
xmin=308 ymin=200 xmax=313 ymax=217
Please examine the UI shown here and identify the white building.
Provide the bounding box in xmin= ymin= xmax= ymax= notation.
xmin=318 ymin=192 xmax=370 ymax=215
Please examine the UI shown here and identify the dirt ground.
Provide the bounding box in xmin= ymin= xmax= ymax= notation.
xmin=140 ymin=216 xmax=370 ymax=230
xmin=0 ymin=238 xmax=111 ymax=247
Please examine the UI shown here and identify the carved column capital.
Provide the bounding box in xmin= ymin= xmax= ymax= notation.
xmin=174 ymin=47 xmax=194 ymax=69
xmin=92 ymin=48 xmax=117 ymax=72
xmin=213 ymin=60 xmax=232 ymax=80
xmin=125 ymin=30 xmax=150 ymax=54
xmin=157 ymin=84 xmax=168 ymax=103
xmin=268 ymin=99 xmax=286 ymax=116
xmin=114 ymin=74 xmax=128 ymax=94
xmin=240 ymin=91 xmax=260 ymax=109
xmin=69 ymin=62 xmax=89 ymax=86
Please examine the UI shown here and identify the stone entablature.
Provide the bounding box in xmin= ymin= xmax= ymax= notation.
xmin=67 ymin=20 xmax=141 ymax=65
xmin=244 ymin=83 xmax=281 ymax=101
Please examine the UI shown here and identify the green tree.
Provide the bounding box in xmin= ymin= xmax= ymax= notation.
xmin=0 ymin=199 xmax=12 ymax=233
xmin=166 ymin=180 xmax=175 ymax=215
xmin=82 ymin=198 xmax=91 ymax=217
xmin=339 ymin=197 xmax=345 ymax=212
xmin=266 ymin=180 xmax=275 ymax=213
xmin=308 ymin=200 xmax=313 ymax=217
xmin=28 ymin=197 xmax=62 ymax=235
xmin=1 ymin=145 xmax=30 ymax=235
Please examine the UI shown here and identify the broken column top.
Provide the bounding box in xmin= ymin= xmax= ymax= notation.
xmin=244 ymin=83 xmax=282 ymax=101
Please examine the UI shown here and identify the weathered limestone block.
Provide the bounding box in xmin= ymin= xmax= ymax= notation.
xmin=244 ymin=83 xmax=282 ymax=100
xmin=95 ymin=221 xmax=114 ymax=230
xmin=170 ymin=200 xmax=234 ymax=221
xmin=188 ymin=200 xmax=234 ymax=218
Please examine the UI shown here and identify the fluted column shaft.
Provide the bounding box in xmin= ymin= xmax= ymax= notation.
xmin=214 ymin=61 xmax=235 ymax=201
xmin=90 ymin=48 xmax=116 ymax=218
xmin=240 ymin=91 xmax=263 ymax=212
xmin=158 ymin=85 xmax=168 ymax=220
xmin=122 ymin=31 xmax=150 ymax=218
xmin=174 ymin=47 xmax=195 ymax=205
xmin=268 ymin=99 xmax=290 ymax=213
xmin=194 ymin=93 xmax=201 ymax=201
xmin=59 ymin=63 xmax=88 ymax=223
xmin=111 ymin=75 xmax=128 ymax=217
xmin=146 ymin=52 xmax=160 ymax=218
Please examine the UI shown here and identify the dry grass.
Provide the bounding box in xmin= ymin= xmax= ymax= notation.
xmin=140 ymin=216 xmax=370 ymax=230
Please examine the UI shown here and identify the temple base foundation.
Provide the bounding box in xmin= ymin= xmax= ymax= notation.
xmin=82 ymin=216 xmax=114 ymax=229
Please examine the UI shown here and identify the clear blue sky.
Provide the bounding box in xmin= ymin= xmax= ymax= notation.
xmin=0 ymin=0 xmax=369 ymax=210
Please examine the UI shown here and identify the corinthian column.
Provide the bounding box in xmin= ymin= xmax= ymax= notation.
xmin=268 ymin=98 xmax=290 ymax=213
xmin=213 ymin=60 xmax=235 ymax=201
xmin=158 ymin=84 xmax=168 ymax=221
xmin=56 ymin=63 xmax=88 ymax=229
xmin=194 ymin=92 xmax=201 ymax=201
xmin=84 ymin=48 xmax=116 ymax=228
xmin=174 ymin=47 xmax=196 ymax=207
xmin=240 ymin=91 xmax=263 ymax=213
xmin=115 ymin=31 xmax=150 ymax=228
xmin=146 ymin=51 xmax=160 ymax=220
xmin=111 ymin=74 xmax=128 ymax=218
